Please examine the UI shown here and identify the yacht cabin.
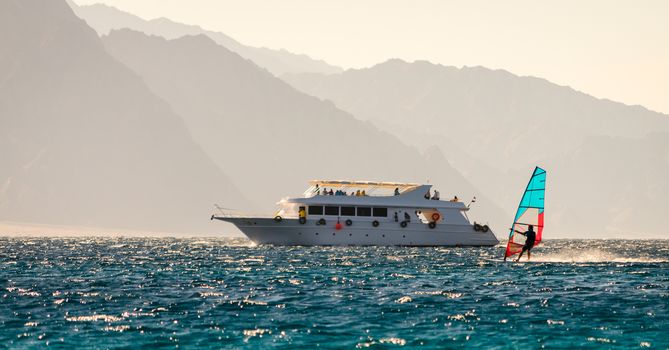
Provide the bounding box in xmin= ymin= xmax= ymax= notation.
xmin=275 ymin=180 xmax=470 ymax=226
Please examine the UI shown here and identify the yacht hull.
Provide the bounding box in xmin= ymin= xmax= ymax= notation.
xmin=217 ymin=217 xmax=499 ymax=246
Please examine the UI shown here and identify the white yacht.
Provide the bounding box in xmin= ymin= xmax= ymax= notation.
xmin=212 ymin=180 xmax=498 ymax=246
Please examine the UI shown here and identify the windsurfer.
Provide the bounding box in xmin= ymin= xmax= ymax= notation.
xmin=514 ymin=225 xmax=536 ymax=261
xmin=504 ymin=166 xmax=545 ymax=262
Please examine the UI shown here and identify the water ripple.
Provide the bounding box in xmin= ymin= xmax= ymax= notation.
xmin=0 ymin=238 xmax=667 ymax=348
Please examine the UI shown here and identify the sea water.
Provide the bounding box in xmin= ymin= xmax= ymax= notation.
xmin=1 ymin=238 xmax=667 ymax=349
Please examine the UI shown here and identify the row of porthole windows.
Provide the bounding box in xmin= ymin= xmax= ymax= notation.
xmin=308 ymin=205 xmax=387 ymax=217
xmin=300 ymin=232 xmax=410 ymax=238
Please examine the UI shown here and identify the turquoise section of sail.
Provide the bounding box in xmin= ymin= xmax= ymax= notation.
xmin=512 ymin=167 xmax=546 ymax=224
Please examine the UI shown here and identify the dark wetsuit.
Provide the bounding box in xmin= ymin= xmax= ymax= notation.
xmin=523 ymin=230 xmax=536 ymax=249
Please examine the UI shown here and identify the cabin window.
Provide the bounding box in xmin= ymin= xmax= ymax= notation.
xmin=373 ymin=207 xmax=388 ymax=217
xmin=324 ymin=206 xmax=339 ymax=216
xmin=356 ymin=206 xmax=372 ymax=217
xmin=340 ymin=206 xmax=355 ymax=216
xmin=308 ymin=206 xmax=323 ymax=215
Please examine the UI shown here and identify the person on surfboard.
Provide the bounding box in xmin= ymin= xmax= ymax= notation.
xmin=514 ymin=225 xmax=536 ymax=261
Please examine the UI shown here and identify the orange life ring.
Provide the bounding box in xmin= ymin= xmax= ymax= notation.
xmin=431 ymin=213 xmax=441 ymax=222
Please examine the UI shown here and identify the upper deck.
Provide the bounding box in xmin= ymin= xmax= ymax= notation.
xmin=304 ymin=180 xmax=420 ymax=197
xmin=285 ymin=180 xmax=468 ymax=211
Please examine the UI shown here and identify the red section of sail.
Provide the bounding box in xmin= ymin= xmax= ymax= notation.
xmin=505 ymin=241 xmax=524 ymax=257
xmin=535 ymin=212 xmax=544 ymax=245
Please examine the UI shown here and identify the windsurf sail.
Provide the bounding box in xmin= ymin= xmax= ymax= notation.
xmin=504 ymin=166 xmax=546 ymax=259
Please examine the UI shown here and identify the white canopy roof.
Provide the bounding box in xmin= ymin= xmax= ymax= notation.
xmin=309 ymin=180 xmax=421 ymax=189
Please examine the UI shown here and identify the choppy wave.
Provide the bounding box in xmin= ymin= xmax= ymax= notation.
xmin=532 ymin=248 xmax=669 ymax=263
xmin=0 ymin=238 xmax=667 ymax=348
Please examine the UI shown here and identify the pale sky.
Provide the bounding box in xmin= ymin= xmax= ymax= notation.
xmin=75 ymin=0 xmax=669 ymax=115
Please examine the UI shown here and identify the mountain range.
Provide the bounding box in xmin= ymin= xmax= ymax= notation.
xmin=3 ymin=0 xmax=666 ymax=237
xmin=1 ymin=0 xmax=504 ymax=234
xmin=0 ymin=0 xmax=248 ymax=233
xmin=100 ymin=29 xmax=504 ymax=226
xmin=282 ymin=61 xmax=669 ymax=236
xmin=68 ymin=1 xmax=342 ymax=77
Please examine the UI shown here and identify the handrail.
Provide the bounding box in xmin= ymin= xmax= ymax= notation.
xmin=212 ymin=205 xmax=299 ymax=219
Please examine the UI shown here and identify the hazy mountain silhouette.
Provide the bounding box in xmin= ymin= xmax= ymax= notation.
xmin=545 ymin=133 xmax=669 ymax=236
xmin=101 ymin=30 xmax=506 ymax=228
xmin=69 ymin=2 xmax=342 ymax=77
xmin=0 ymin=0 xmax=249 ymax=233
xmin=283 ymin=59 xmax=669 ymax=236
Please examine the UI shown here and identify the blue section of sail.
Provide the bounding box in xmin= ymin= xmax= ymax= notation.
xmin=511 ymin=167 xmax=546 ymax=230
